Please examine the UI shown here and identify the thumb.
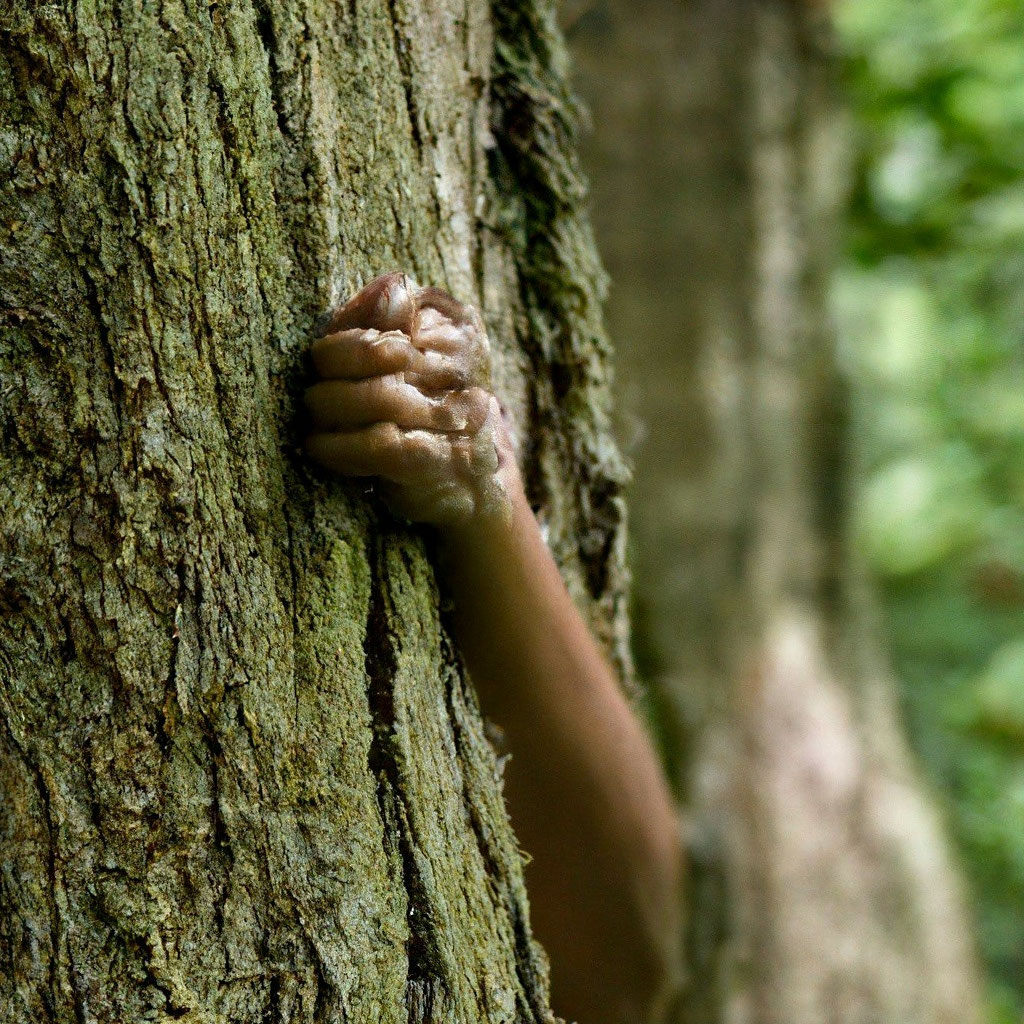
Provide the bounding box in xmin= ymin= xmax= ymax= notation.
xmin=321 ymin=272 xmax=418 ymax=336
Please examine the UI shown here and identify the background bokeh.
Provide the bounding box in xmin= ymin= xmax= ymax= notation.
xmin=570 ymin=0 xmax=1023 ymax=1019
xmin=837 ymin=1 xmax=1024 ymax=1017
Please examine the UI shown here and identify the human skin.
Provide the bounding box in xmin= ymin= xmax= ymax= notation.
xmin=305 ymin=273 xmax=684 ymax=1024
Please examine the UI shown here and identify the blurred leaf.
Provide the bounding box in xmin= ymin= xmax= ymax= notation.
xmin=858 ymin=452 xmax=983 ymax=576
xmin=971 ymin=639 xmax=1024 ymax=744
xmin=837 ymin=0 xmax=1024 ymax=1009
xmin=958 ymin=372 xmax=1024 ymax=443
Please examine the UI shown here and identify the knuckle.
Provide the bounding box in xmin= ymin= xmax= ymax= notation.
xmin=363 ymin=329 xmax=399 ymax=354
xmin=462 ymin=388 xmax=492 ymax=431
xmin=465 ymin=386 xmax=490 ymax=410
xmin=450 ymin=436 xmax=474 ymax=471
xmin=402 ymin=429 xmax=438 ymax=462
xmin=368 ymin=421 xmax=402 ymax=456
xmin=402 ymin=431 xmax=449 ymax=478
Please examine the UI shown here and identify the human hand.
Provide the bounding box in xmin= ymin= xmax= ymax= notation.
xmin=304 ymin=273 xmax=519 ymax=528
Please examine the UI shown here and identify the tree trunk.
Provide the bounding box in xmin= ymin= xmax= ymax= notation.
xmin=0 ymin=2 xmax=628 ymax=1021
xmin=570 ymin=1 xmax=983 ymax=1022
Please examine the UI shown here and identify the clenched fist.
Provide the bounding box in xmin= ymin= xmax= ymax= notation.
xmin=304 ymin=273 xmax=518 ymax=527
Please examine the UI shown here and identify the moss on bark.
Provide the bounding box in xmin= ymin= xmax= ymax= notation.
xmin=0 ymin=1 xmax=625 ymax=1020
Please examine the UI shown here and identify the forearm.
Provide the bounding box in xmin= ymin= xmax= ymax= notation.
xmin=304 ymin=273 xmax=684 ymax=1022
xmin=439 ymin=486 xmax=683 ymax=1023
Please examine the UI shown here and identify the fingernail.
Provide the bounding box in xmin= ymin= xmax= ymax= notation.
xmin=377 ymin=276 xmax=416 ymax=325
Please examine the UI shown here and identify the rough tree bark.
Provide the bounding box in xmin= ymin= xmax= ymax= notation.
xmin=0 ymin=1 xmax=628 ymax=1021
xmin=570 ymin=1 xmax=983 ymax=1022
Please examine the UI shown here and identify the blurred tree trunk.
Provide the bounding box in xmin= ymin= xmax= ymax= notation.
xmin=570 ymin=1 xmax=983 ymax=1022
xmin=0 ymin=2 xmax=627 ymax=1021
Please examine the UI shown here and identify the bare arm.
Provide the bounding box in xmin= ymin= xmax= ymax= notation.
xmin=440 ymin=490 xmax=684 ymax=1024
xmin=305 ymin=273 xmax=683 ymax=1024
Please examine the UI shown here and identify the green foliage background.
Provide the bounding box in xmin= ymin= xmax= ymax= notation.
xmin=836 ymin=1 xmax=1024 ymax=1017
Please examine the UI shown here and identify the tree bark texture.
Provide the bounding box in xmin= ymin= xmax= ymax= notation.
xmin=0 ymin=2 xmax=628 ymax=1021
xmin=569 ymin=1 xmax=982 ymax=1022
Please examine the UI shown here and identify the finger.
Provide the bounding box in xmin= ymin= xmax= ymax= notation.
xmin=305 ymin=376 xmax=470 ymax=432
xmin=451 ymin=426 xmax=499 ymax=481
xmin=306 ymin=423 xmax=403 ymax=477
xmin=454 ymin=394 xmax=501 ymax=478
xmin=320 ymin=272 xmax=417 ymax=336
xmin=414 ymin=317 xmax=490 ymax=391
xmin=413 ymin=286 xmax=478 ymax=328
xmin=412 ymin=286 xmax=486 ymax=348
xmin=411 ymin=293 xmax=490 ymax=386
xmin=413 ymin=307 xmax=469 ymax=356
xmin=311 ymin=329 xmax=414 ymax=379
xmin=404 ymin=348 xmax=471 ymax=391
xmin=444 ymin=387 xmax=492 ymax=435
xmin=305 ymin=424 xmax=451 ymax=483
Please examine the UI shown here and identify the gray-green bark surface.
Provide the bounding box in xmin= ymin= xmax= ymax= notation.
xmin=0 ymin=2 xmax=626 ymax=1021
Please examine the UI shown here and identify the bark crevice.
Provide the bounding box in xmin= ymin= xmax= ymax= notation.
xmin=362 ymin=537 xmax=445 ymax=1011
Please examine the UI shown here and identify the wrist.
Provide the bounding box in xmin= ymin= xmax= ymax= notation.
xmin=438 ymin=460 xmax=527 ymax=549
xmin=435 ymin=402 xmax=529 ymax=541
